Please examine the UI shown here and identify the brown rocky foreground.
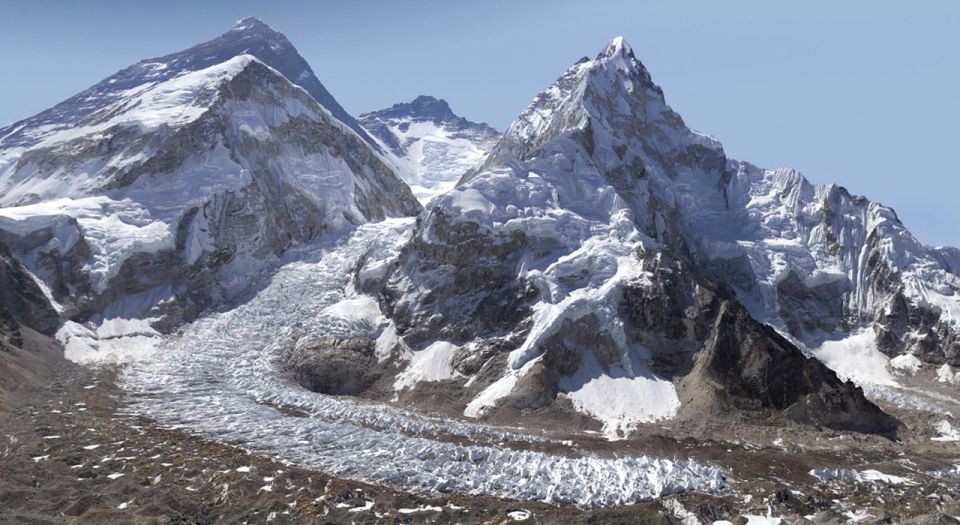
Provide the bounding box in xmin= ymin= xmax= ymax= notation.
xmin=2 ymin=343 xmax=960 ymax=524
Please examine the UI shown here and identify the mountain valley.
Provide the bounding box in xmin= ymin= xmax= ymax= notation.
xmin=1 ymin=17 xmax=960 ymax=524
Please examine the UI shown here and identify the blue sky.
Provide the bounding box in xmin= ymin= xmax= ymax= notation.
xmin=1 ymin=1 xmax=957 ymax=245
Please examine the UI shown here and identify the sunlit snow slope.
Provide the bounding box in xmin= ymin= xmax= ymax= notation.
xmin=359 ymin=96 xmax=500 ymax=202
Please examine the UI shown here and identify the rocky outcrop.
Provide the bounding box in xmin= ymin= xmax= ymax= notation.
xmin=681 ymin=300 xmax=898 ymax=435
xmin=624 ymin=251 xmax=896 ymax=433
xmin=775 ymin=271 xmax=849 ymax=337
xmin=0 ymin=241 xmax=60 ymax=342
xmin=380 ymin=208 xmax=540 ymax=347
xmin=0 ymin=240 xmax=63 ymax=417
xmin=288 ymin=338 xmax=381 ymax=395
xmin=0 ymin=307 xmax=19 ymax=351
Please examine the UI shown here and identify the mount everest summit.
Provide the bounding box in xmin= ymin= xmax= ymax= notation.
xmin=0 ymin=18 xmax=420 ymax=337
xmin=1 ymin=17 xmax=960 ymax=523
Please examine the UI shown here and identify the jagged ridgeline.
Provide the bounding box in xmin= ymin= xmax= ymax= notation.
xmin=376 ymin=37 xmax=932 ymax=436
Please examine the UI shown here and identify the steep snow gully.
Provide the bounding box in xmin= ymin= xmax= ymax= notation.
xmin=117 ymin=219 xmax=725 ymax=507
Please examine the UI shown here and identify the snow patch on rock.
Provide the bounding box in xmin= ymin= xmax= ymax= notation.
xmin=558 ymin=348 xmax=679 ymax=440
xmin=810 ymin=330 xmax=897 ymax=388
xmin=394 ymin=341 xmax=461 ymax=391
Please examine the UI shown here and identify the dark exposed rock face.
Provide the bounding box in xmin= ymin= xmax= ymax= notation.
xmin=0 ymin=307 xmax=19 ymax=351
xmin=775 ymin=271 xmax=849 ymax=337
xmin=288 ymin=338 xmax=381 ymax=395
xmin=681 ymin=301 xmax=899 ymax=435
xmin=859 ymin=233 xmax=960 ymax=365
xmin=0 ymin=240 xmax=62 ymax=415
xmin=0 ymin=241 xmax=60 ymax=341
xmin=380 ymin=209 xmax=540 ymax=347
xmin=620 ymin=252 xmax=726 ymax=376
xmin=0 ymin=224 xmax=92 ymax=319
xmin=623 ymin=251 xmax=896 ymax=433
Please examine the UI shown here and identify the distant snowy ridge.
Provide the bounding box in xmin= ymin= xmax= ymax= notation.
xmin=359 ymin=96 xmax=500 ymax=202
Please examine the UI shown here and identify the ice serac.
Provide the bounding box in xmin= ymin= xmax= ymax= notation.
xmin=359 ymin=96 xmax=501 ymax=202
xmin=0 ymin=22 xmax=420 ymax=331
xmin=378 ymin=36 xmax=899 ymax=437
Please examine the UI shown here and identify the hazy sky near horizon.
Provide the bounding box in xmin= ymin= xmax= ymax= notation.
xmin=1 ymin=1 xmax=958 ymax=246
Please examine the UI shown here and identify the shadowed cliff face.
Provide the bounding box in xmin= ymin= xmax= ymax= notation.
xmin=682 ymin=300 xmax=899 ymax=436
xmin=0 ymin=239 xmax=62 ymax=418
xmin=0 ymin=240 xmax=59 ymax=342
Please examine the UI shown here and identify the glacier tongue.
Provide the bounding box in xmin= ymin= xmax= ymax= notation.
xmin=113 ymin=218 xmax=724 ymax=507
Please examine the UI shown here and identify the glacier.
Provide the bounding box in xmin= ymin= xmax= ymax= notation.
xmin=105 ymin=218 xmax=726 ymax=507
xmin=3 ymin=21 xmax=960 ymax=517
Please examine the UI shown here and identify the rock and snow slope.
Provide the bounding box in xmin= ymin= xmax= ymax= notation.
xmin=378 ymin=37 xmax=907 ymax=435
xmin=118 ymin=219 xmax=725 ymax=507
xmin=2 ymin=21 xmax=960 ymax=510
xmin=0 ymin=17 xmax=377 ymax=153
xmin=0 ymin=21 xmax=420 ymax=329
xmin=359 ymin=96 xmax=500 ymax=202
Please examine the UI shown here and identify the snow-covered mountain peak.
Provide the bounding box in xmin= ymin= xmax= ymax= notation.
xmin=215 ymin=17 xmax=306 ymax=61
xmin=382 ymin=36 xmax=960 ymax=436
xmin=230 ymin=16 xmax=276 ymax=33
xmin=603 ymin=35 xmax=630 ymax=54
xmin=363 ymin=95 xmax=498 ymax=133
xmin=0 ymin=21 xmax=420 ymax=324
xmin=482 ymin=36 xmax=713 ymax=177
xmin=588 ymin=36 xmax=658 ymax=93
xmin=383 ymin=95 xmax=460 ymax=124
xmin=0 ymin=17 xmax=377 ymax=152
xmin=595 ymin=36 xmax=641 ymax=72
